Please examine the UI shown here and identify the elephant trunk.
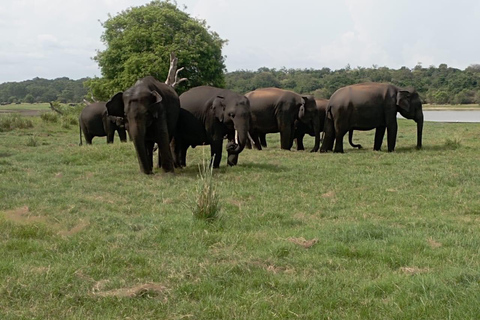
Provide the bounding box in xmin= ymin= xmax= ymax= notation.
xmin=129 ymin=121 xmax=152 ymax=174
xmin=416 ymin=112 xmax=423 ymax=150
xmin=229 ymin=127 xmax=248 ymax=155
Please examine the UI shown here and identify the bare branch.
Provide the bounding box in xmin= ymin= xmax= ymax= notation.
xmin=49 ymin=102 xmax=64 ymax=115
xmin=165 ymin=52 xmax=178 ymax=86
xmin=165 ymin=52 xmax=188 ymax=88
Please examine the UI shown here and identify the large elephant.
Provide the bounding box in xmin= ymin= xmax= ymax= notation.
xmin=320 ymin=82 xmax=423 ymax=153
xmin=78 ymin=101 xmax=127 ymax=145
xmin=246 ymin=88 xmax=320 ymax=151
xmin=106 ymin=76 xmax=180 ymax=174
xmin=173 ymin=86 xmax=251 ymax=168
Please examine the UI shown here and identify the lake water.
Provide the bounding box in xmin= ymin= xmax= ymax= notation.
xmin=399 ymin=111 xmax=480 ymax=123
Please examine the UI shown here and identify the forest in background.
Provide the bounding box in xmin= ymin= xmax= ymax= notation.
xmin=1 ymin=63 xmax=479 ymax=105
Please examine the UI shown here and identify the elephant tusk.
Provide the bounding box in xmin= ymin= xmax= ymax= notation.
xmin=235 ymin=130 xmax=239 ymax=144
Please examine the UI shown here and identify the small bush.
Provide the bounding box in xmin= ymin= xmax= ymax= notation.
xmin=26 ymin=135 xmax=39 ymax=147
xmin=40 ymin=112 xmax=59 ymax=123
xmin=192 ymin=157 xmax=221 ymax=222
xmin=61 ymin=115 xmax=78 ymax=129
xmin=0 ymin=114 xmax=34 ymax=132
xmin=444 ymin=138 xmax=461 ymax=149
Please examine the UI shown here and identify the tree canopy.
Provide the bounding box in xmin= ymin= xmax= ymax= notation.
xmin=85 ymin=0 xmax=227 ymax=100
xmin=225 ymin=64 xmax=480 ymax=104
xmin=0 ymin=77 xmax=87 ymax=104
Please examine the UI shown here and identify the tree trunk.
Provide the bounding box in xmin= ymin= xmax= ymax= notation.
xmin=165 ymin=52 xmax=188 ymax=88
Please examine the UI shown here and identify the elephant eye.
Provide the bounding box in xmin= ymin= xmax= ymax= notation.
xmin=229 ymin=112 xmax=235 ymax=118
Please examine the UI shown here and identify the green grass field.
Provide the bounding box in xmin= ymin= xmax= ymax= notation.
xmin=1 ymin=108 xmax=480 ymax=319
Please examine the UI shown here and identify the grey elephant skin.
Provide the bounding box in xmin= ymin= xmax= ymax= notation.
xmin=173 ymin=86 xmax=251 ymax=168
xmin=294 ymin=98 xmax=328 ymax=151
xmin=320 ymin=82 xmax=423 ymax=153
xmin=106 ymin=76 xmax=180 ymax=174
xmin=78 ymin=101 xmax=127 ymax=145
xmin=246 ymin=88 xmax=320 ymax=151
xmin=294 ymin=98 xmax=361 ymax=151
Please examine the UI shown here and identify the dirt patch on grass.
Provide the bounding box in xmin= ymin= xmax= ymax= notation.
xmin=287 ymin=237 xmax=318 ymax=249
xmin=2 ymin=206 xmax=46 ymax=224
xmin=399 ymin=266 xmax=431 ymax=275
xmin=92 ymin=280 xmax=168 ymax=300
xmin=58 ymin=220 xmax=90 ymax=236
xmin=2 ymin=206 xmax=89 ymax=236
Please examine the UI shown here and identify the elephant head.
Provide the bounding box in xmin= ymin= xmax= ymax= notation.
xmin=106 ymin=78 xmax=177 ymax=174
xmin=211 ymin=94 xmax=251 ymax=165
xmin=297 ymin=95 xmax=321 ymax=151
xmin=396 ymin=89 xmax=423 ymax=149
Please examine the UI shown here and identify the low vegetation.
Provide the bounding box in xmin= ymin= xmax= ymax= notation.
xmin=0 ymin=109 xmax=479 ymax=319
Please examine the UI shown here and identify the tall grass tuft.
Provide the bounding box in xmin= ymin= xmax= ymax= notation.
xmin=26 ymin=135 xmax=39 ymax=147
xmin=0 ymin=114 xmax=34 ymax=132
xmin=444 ymin=138 xmax=462 ymax=149
xmin=61 ymin=115 xmax=78 ymax=129
xmin=40 ymin=112 xmax=59 ymax=123
xmin=192 ymin=156 xmax=221 ymax=222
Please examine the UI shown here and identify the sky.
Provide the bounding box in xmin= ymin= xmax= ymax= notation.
xmin=1 ymin=0 xmax=479 ymax=83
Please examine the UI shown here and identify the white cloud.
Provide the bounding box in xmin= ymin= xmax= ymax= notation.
xmin=0 ymin=0 xmax=479 ymax=82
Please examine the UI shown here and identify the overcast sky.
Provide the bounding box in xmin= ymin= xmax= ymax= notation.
xmin=1 ymin=0 xmax=479 ymax=83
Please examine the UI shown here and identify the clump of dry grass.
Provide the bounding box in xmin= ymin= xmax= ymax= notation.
xmin=192 ymin=156 xmax=220 ymax=222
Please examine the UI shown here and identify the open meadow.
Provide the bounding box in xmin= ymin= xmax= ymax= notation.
xmin=1 ymin=106 xmax=480 ymax=319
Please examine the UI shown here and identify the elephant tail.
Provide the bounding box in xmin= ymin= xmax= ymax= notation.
xmin=79 ymin=123 xmax=83 ymax=146
xmin=348 ymin=130 xmax=362 ymax=149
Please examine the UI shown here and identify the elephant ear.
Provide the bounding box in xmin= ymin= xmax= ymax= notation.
xmin=106 ymin=92 xmax=125 ymax=117
xmin=212 ymin=95 xmax=225 ymax=123
xmin=149 ymin=91 xmax=163 ymax=118
xmin=396 ymin=90 xmax=411 ymax=113
xmin=298 ymin=97 xmax=307 ymax=119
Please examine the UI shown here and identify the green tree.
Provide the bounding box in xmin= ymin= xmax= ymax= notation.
xmin=86 ymin=0 xmax=227 ymax=100
xmin=24 ymin=94 xmax=35 ymax=103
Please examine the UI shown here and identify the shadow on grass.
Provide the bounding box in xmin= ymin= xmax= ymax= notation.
xmin=172 ymin=161 xmax=287 ymax=178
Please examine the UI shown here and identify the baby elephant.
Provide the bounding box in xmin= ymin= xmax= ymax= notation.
xmin=79 ymin=101 xmax=127 ymax=145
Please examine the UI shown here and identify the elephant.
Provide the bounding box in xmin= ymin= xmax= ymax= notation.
xmin=106 ymin=76 xmax=180 ymax=174
xmin=245 ymin=88 xmax=320 ymax=151
xmin=294 ymin=98 xmax=362 ymax=151
xmin=78 ymin=101 xmax=127 ymax=145
xmin=320 ymin=82 xmax=423 ymax=153
xmin=294 ymin=98 xmax=327 ymax=151
xmin=173 ymin=86 xmax=251 ymax=168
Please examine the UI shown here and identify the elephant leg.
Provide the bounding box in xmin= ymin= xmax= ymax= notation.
xmin=373 ymin=127 xmax=386 ymax=151
xmin=386 ymin=122 xmax=398 ymax=152
xmin=259 ymin=134 xmax=267 ymax=147
xmin=107 ymin=131 xmax=114 ymax=144
xmin=84 ymin=133 xmax=93 ymax=145
xmin=296 ymin=133 xmax=305 ymax=151
xmin=320 ymin=117 xmax=334 ymax=152
xmin=181 ymin=146 xmax=188 ymax=167
xmin=171 ymin=137 xmax=186 ymax=168
xmin=145 ymin=141 xmax=155 ymax=171
xmin=349 ymin=130 xmax=362 ymax=149
xmin=210 ymin=140 xmax=223 ymax=168
xmin=118 ymin=129 xmax=127 ymax=142
xmin=333 ymin=127 xmax=347 ymax=153
xmin=279 ymin=123 xmax=294 ymax=150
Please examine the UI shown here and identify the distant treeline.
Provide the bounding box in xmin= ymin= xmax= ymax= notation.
xmin=226 ymin=64 xmax=480 ymax=104
xmin=0 ymin=77 xmax=88 ymax=104
xmin=2 ymin=63 xmax=480 ymax=104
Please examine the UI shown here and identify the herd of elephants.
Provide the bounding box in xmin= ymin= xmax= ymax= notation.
xmin=79 ymin=76 xmax=424 ymax=174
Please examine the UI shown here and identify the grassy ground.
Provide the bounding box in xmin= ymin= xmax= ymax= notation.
xmin=1 ymin=109 xmax=480 ymax=319
xmin=0 ymin=103 xmax=51 ymax=114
